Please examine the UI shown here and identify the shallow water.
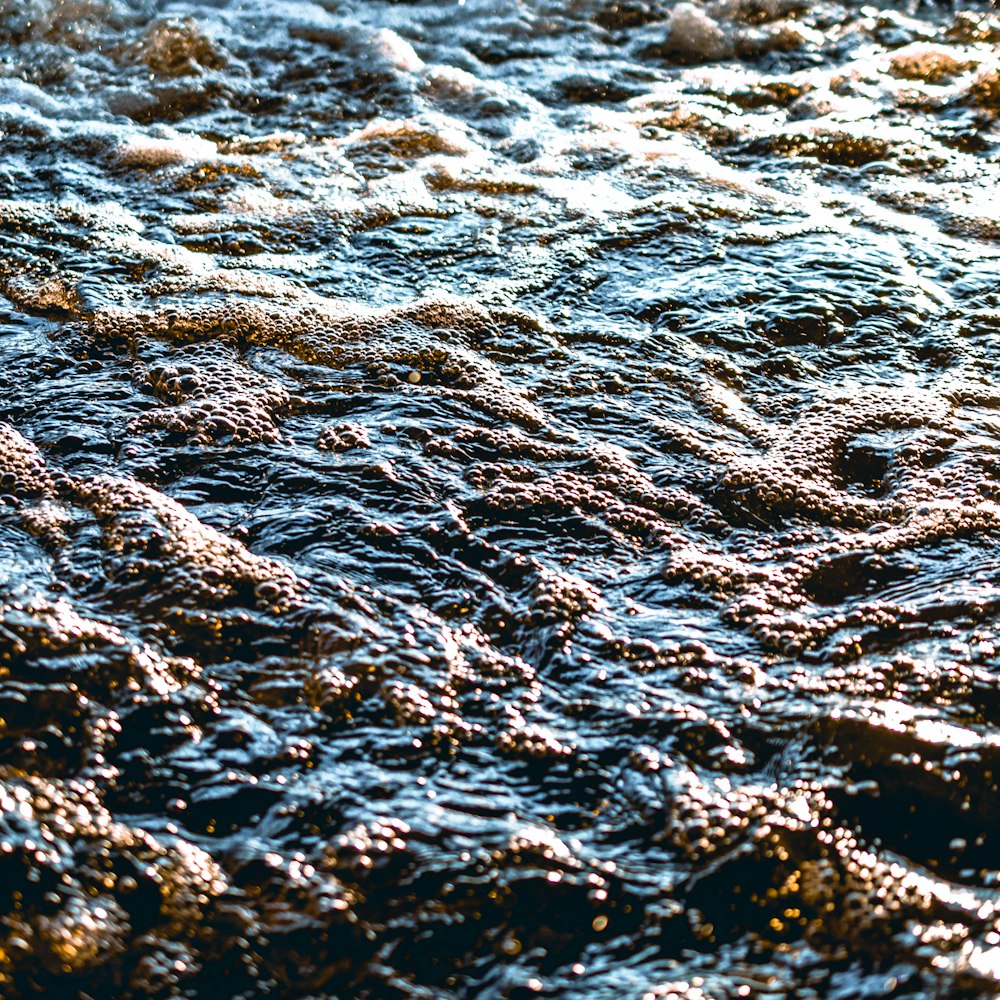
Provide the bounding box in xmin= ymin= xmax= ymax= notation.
xmin=1 ymin=0 xmax=1000 ymax=997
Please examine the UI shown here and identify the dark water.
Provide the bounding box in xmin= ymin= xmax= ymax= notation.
xmin=1 ymin=0 xmax=1000 ymax=996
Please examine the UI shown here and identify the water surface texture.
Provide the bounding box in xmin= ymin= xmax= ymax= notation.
xmin=2 ymin=0 xmax=1000 ymax=997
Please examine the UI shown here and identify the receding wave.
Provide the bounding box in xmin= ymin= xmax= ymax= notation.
xmin=1 ymin=1 xmax=1000 ymax=997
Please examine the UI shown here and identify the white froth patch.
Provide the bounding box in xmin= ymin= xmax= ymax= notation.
xmin=785 ymin=90 xmax=879 ymax=125
xmin=667 ymin=3 xmax=728 ymax=61
xmin=423 ymin=65 xmax=485 ymax=100
xmin=344 ymin=116 xmax=478 ymax=158
xmin=888 ymin=43 xmax=978 ymax=83
xmin=0 ymin=79 xmax=66 ymax=117
xmin=222 ymin=131 xmax=306 ymax=154
xmin=365 ymin=170 xmax=439 ymax=215
xmin=114 ymin=129 xmax=218 ymax=167
xmin=652 ymin=0 xmax=815 ymax=62
xmin=535 ymin=171 xmax=636 ymax=216
xmin=370 ymin=28 xmax=424 ymax=72
xmin=421 ymin=64 xmax=528 ymax=112
xmin=0 ymin=102 xmax=60 ymax=139
xmin=224 ymin=188 xmax=285 ymax=214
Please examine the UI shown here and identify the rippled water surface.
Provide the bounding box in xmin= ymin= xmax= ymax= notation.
xmin=2 ymin=0 xmax=1000 ymax=996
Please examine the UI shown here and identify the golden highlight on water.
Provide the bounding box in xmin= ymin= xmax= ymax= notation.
xmin=0 ymin=1 xmax=999 ymax=997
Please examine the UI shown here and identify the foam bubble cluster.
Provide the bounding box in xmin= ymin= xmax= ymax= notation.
xmin=0 ymin=0 xmax=998 ymax=997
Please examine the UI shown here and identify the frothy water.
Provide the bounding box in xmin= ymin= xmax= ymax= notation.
xmin=1 ymin=0 xmax=1000 ymax=997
